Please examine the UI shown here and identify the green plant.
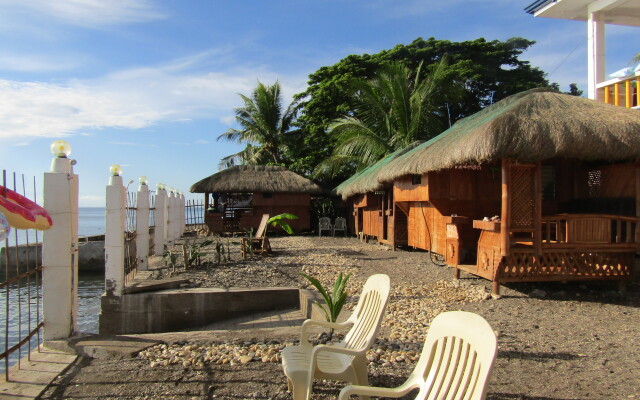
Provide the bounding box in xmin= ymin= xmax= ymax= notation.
xmin=300 ymin=272 xmax=351 ymax=335
xmin=268 ymin=213 xmax=298 ymax=234
xmin=243 ymin=227 xmax=255 ymax=256
xmin=164 ymin=249 xmax=178 ymax=272
xmin=182 ymin=239 xmax=213 ymax=269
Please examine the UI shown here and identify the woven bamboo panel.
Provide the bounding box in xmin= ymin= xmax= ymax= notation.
xmin=585 ymin=163 xmax=635 ymax=199
xmin=498 ymin=250 xmax=633 ymax=282
xmin=510 ymin=165 xmax=535 ymax=229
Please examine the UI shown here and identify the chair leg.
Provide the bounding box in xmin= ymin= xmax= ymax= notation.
xmin=353 ymin=362 xmax=370 ymax=400
xmin=290 ymin=381 xmax=311 ymax=400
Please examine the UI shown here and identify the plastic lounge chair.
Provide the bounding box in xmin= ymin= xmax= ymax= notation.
xmin=318 ymin=217 xmax=332 ymax=236
xmin=333 ymin=217 xmax=347 ymax=237
xmin=339 ymin=311 xmax=498 ymax=400
xmin=241 ymin=214 xmax=271 ymax=258
xmin=282 ymin=274 xmax=391 ymax=400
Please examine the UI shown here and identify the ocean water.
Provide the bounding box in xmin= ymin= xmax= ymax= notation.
xmin=1 ymin=207 xmax=106 ymax=247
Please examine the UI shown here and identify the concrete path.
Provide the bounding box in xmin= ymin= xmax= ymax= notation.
xmin=0 ymin=346 xmax=76 ymax=400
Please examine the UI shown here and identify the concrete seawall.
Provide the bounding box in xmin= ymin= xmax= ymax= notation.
xmin=99 ymin=287 xmax=301 ymax=334
xmin=0 ymin=238 xmax=106 ymax=276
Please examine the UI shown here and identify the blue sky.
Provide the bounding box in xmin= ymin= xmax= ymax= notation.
xmin=0 ymin=0 xmax=638 ymax=206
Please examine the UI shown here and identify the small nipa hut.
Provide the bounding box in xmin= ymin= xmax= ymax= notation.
xmin=190 ymin=165 xmax=323 ymax=233
xmin=335 ymin=142 xmax=423 ymax=248
xmin=373 ymin=88 xmax=640 ymax=296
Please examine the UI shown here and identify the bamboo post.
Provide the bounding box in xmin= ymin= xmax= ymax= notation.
xmin=42 ymin=140 xmax=78 ymax=340
xmin=635 ymin=160 xmax=640 ymax=249
xmin=500 ymin=159 xmax=511 ymax=257
xmin=534 ymin=162 xmax=542 ymax=257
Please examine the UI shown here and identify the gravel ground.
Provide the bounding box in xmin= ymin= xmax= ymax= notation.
xmin=40 ymin=235 xmax=640 ymax=400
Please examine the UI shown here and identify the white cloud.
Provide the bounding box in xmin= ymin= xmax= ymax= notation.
xmin=0 ymin=53 xmax=80 ymax=72
xmin=0 ymin=0 xmax=165 ymax=28
xmin=220 ymin=115 xmax=236 ymax=125
xmin=0 ymin=54 xmax=308 ymax=139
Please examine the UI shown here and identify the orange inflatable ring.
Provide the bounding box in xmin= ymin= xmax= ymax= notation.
xmin=0 ymin=186 xmax=53 ymax=230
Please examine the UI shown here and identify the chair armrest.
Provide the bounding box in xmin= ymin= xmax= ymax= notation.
xmin=311 ymin=344 xmax=363 ymax=359
xmin=300 ymin=319 xmax=352 ymax=345
xmin=338 ymin=382 xmax=418 ymax=400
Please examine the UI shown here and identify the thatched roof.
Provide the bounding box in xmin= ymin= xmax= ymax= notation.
xmin=379 ymin=88 xmax=640 ymax=182
xmin=190 ymin=165 xmax=323 ymax=194
xmin=335 ymin=141 xmax=424 ymax=200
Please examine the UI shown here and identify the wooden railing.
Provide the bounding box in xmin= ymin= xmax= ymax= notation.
xmin=540 ymin=214 xmax=639 ymax=248
xmin=597 ymin=72 xmax=640 ymax=109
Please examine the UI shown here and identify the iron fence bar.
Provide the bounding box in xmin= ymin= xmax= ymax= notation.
xmin=0 ymin=268 xmax=41 ymax=291
xmin=0 ymin=322 xmax=44 ymax=360
xmin=15 ymin=172 xmax=22 ymax=368
xmin=25 ymin=174 xmax=31 ymax=359
xmin=4 ymin=169 xmax=9 ymax=381
xmin=0 ymin=170 xmax=44 ymax=379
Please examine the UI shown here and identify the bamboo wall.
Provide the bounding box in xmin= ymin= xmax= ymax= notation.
xmin=396 ymin=167 xmax=502 ymax=257
xmin=205 ymin=192 xmax=312 ymax=233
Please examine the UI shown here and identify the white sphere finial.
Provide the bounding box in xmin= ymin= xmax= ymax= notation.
xmin=109 ymin=164 xmax=123 ymax=176
xmin=51 ymin=140 xmax=72 ymax=158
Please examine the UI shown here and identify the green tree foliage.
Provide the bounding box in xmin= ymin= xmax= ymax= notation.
xmin=267 ymin=213 xmax=299 ymax=234
xmin=289 ymin=37 xmax=549 ymax=179
xmin=314 ymin=59 xmax=461 ymax=178
xmin=550 ymin=82 xmax=584 ymax=97
xmin=218 ymin=81 xmax=297 ymax=168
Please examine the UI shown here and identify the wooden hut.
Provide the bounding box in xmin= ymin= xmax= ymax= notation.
xmin=335 ymin=143 xmax=422 ymax=247
xmin=378 ymin=88 xmax=640 ymax=296
xmin=190 ymin=165 xmax=323 ymax=233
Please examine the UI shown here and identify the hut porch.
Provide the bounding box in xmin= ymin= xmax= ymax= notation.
xmin=204 ymin=192 xmax=312 ymax=234
xmin=392 ymin=159 xmax=638 ymax=296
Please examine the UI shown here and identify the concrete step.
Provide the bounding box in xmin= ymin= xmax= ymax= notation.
xmin=123 ymin=276 xmax=191 ymax=294
xmin=0 ymin=345 xmax=77 ymax=400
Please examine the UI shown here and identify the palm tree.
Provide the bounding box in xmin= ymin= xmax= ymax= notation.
xmin=313 ymin=59 xmax=460 ymax=178
xmin=218 ymin=81 xmax=297 ymax=168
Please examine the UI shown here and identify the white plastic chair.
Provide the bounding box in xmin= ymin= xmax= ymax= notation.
xmin=318 ymin=217 xmax=332 ymax=236
xmin=282 ymin=274 xmax=391 ymax=400
xmin=333 ymin=217 xmax=347 ymax=236
xmin=339 ymin=311 xmax=498 ymax=400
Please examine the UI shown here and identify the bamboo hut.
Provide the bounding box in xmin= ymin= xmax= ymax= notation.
xmin=378 ymin=88 xmax=640 ymax=296
xmin=190 ymin=165 xmax=323 ymax=233
xmin=335 ymin=142 xmax=423 ymax=247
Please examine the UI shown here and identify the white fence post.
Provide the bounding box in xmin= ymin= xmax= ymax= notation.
xmin=180 ymin=193 xmax=186 ymax=235
xmin=105 ymin=164 xmax=125 ymax=296
xmin=154 ymin=185 xmax=167 ymax=255
xmin=42 ymin=140 xmax=79 ymax=340
xmin=136 ymin=176 xmax=150 ymax=271
xmin=167 ymin=189 xmax=175 ymax=244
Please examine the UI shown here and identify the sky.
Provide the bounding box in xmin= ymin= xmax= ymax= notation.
xmin=0 ymin=0 xmax=638 ymax=206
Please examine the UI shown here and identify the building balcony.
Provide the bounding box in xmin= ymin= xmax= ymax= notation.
xmin=597 ymin=72 xmax=640 ymax=109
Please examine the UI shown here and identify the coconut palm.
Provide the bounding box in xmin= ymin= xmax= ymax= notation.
xmin=218 ymin=81 xmax=297 ymax=168
xmin=313 ymin=59 xmax=460 ymax=178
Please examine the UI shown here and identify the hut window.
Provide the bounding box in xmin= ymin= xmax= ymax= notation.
xmin=587 ymin=169 xmax=602 ymax=198
xmin=262 ymin=193 xmax=273 ymax=199
xmin=542 ymin=166 xmax=556 ymax=200
xmin=412 ymin=174 xmax=422 ymax=185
